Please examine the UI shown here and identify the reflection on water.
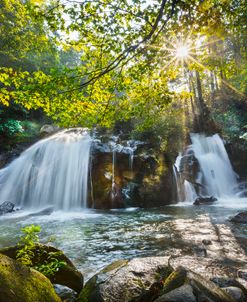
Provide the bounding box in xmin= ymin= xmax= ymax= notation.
xmin=0 ymin=204 xmax=246 ymax=280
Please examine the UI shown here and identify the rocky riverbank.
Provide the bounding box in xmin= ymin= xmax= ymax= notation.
xmin=0 ymin=208 xmax=246 ymax=302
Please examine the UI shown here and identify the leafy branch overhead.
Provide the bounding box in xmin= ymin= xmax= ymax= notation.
xmin=0 ymin=0 xmax=246 ymax=129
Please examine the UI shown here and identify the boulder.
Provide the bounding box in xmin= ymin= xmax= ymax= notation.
xmin=77 ymin=257 xmax=170 ymax=302
xmin=154 ymin=284 xmax=196 ymax=302
xmin=230 ymin=211 xmax=247 ymax=224
xmin=188 ymin=270 xmax=237 ymax=302
xmin=0 ymin=252 xmax=61 ymax=302
xmin=211 ymin=277 xmax=247 ymax=297
xmin=0 ymin=244 xmax=83 ymax=293
xmin=0 ymin=201 xmax=15 ymax=215
xmin=193 ymin=196 xmax=217 ymax=205
xmin=222 ymin=287 xmax=245 ymax=302
xmin=27 ymin=206 xmax=54 ymax=217
xmin=40 ymin=124 xmax=60 ymax=136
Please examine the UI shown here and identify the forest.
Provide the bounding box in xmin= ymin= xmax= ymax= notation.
xmin=0 ymin=0 xmax=247 ymax=302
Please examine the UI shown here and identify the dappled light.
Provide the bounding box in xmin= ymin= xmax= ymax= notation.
xmin=0 ymin=0 xmax=246 ymax=301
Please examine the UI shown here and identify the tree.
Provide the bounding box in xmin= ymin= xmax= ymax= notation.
xmin=0 ymin=0 xmax=246 ymax=131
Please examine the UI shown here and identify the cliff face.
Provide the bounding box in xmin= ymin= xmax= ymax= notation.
xmin=89 ymin=136 xmax=175 ymax=209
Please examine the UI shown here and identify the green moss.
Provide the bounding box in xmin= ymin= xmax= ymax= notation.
xmin=101 ymin=259 xmax=128 ymax=273
xmin=0 ymin=253 xmax=61 ymax=302
xmin=162 ymin=267 xmax=187 ymax=294
xmin=77 ymin=275 xmax=98 ymax=302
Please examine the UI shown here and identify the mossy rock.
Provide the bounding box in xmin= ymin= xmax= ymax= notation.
xmin=162 ymin=267 xmax=187 ymax=294
xmin=0 ymin=253 xmax=61 ymax=302
xmin=0 ymin=244 xmax=84 ymax=292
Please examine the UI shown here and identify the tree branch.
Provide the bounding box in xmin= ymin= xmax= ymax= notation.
xmin=60 ymin=0 xmax=179 ymax=93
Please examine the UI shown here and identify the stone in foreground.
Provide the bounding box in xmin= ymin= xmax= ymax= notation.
xmin=0 ymin=253 xmax=61 ymax=302
xmin=77 ymin=257 xmax=170 ymax=302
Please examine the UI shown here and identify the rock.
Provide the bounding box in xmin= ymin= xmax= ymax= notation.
xmin=77 ymin=257 xmax=170 ymax=302
xmin=222 ymin=287 xmax=245 ymax=302
xmin=211 ymin=277 xmax=247 ymax=296
xmin=193 ymin=246 xmax=207 ymax=257
xmin=90 ymin=133 xmax=175 ymax=209
xmin=108 ymin=181 xmax=125 ymax=208
xmin=237 ymin=269 xmax=247 ymax=281
xmin=54 ymin=285 xmax=77 ymax=302
xmin=40 ymin=124 xmax=60 ymax=136
xmin=202 ymin=239 xmax=212 ymax=245
xmin=154 ymin=284 xmax=196 ymax=302
xmin=0 ymin=252 xmax=61 ymax=302
xmin=134 ymin=267 xmax=187 ymax=302
xmin=193 ymin=196 xmax=217 ymax=205
xmin=0 ymin=201 xmax=15 ymax=215
xmin=188 ymin=270 xmax=237 ymax=302
xmin=161 ymin=267 xmax=187 ymax=294
xmin=27 ymin=206 xmax=54 ymax=216
xmin=230 ymin=211 xmax=247 ymax=224
xmin=0 ymin=244 xmax=83 ymax=293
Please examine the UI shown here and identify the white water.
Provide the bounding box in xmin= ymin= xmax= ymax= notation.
xmin=184 ymin=180 xmax=197 ymax=202
xmin=174 ymin=133 xmax=246 ymax=205
xmin=190 ymin=133 xmax=238 ymax=198
xmin=0 ymin=128 xmax=91 ymax=210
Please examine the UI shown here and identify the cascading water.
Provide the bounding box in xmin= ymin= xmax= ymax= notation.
xmin=190 ymin=133 xmax=238 ymax=198
xmin=0 ymin=128 xmax=91 ymax=210
xmin=174 ymin=133 xmax=244 ymax=203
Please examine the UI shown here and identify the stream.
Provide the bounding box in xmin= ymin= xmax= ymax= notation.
xmin=0 ymin=200 xmax=246 ymax=281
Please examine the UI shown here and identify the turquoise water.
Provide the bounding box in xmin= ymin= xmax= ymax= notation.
xmin=0 ymin=203 xmax=246 ymax=280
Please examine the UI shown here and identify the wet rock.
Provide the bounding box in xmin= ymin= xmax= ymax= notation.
xmin=0 ymin=201 xmax=15 ymax=215
xmin=0 ymin=244 xmax=83 ymax=293
xmin=77 ymin=257 xmax=170 ymax=302
xmin=90 ymin=139 xmax=174 ymax=209
xmin=222 ymin=287 xmax=245 ymax=302
xmin=193 ymin=196 xmax=217 ymax=205
xmin=230 ymin=211 xmax=247 ymax=224
xmin=211 ymin=277 xmax=247 ymax=296
xmin=154 ymin=284 xmax=196 ymax=302
xmin=54 ymin=285 xmax=77 ymax=302
xmin=27 ymin=206 xmax=54 ymax=217
xmin=179 ymin=148 xmax=200 ymax=184
xmin=40 ymin=124 xmax=60 ymax=136
xmin=0 ymin=252 xmax=61 ymax=302
xmin=188 ymin=270 xmax=237 ymax=302
xmin=108 ymin=181 xmax=125 ymax=208
xmin=193 ymin=246 xmax=207 ymax=257
xmin=237 ymin=269 xmax=247 ymax=281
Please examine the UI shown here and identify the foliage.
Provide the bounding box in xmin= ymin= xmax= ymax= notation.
xmin=0 ymin=118 xmax=23 ymax=137
xmin=131 ymin=101 xmax=185 ymax=155
xmin=0 ymin=0 xmax=246 ymax=135
xmin=16 ymin=225 xmax=41 ymax=266
xmin=211 ymin=90 xmax=247 ymax=148
xmin=16 ymin=225 xmax=66 ymax=277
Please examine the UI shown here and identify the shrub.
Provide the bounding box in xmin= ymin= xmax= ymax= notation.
xmin=16 ymin=225 xmax=66 ymax=277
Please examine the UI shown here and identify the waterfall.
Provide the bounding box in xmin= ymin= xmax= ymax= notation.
xmin=0 ymin=128 xmax=91 ymax=210
xmin=174 ymin=133 xmax=242 ymax=203
xmin=190 ymin=133 xmax=238 ymax=198
xmin=173 ymin=153 xmax=183 ymax=202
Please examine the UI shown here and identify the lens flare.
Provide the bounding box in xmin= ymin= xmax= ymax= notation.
xmin=175 ymin=45 xmax=189 ymax=58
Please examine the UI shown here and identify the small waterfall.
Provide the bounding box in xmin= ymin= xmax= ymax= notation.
xmin=184 ymin=180 xmax=197 ymax=202
xmin=173 ymin=153 xmax=184 ymax=202
xmin=190 ymin=133 xmax=238 ymax=198
xmin=0 ymin=128 xmax=91 ymax=210
xmin=174 ymin=133 xmax=242 ymax=203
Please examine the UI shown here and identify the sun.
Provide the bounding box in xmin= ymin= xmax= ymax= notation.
xmin=175 ymin=45 xmax=189 ymax=59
